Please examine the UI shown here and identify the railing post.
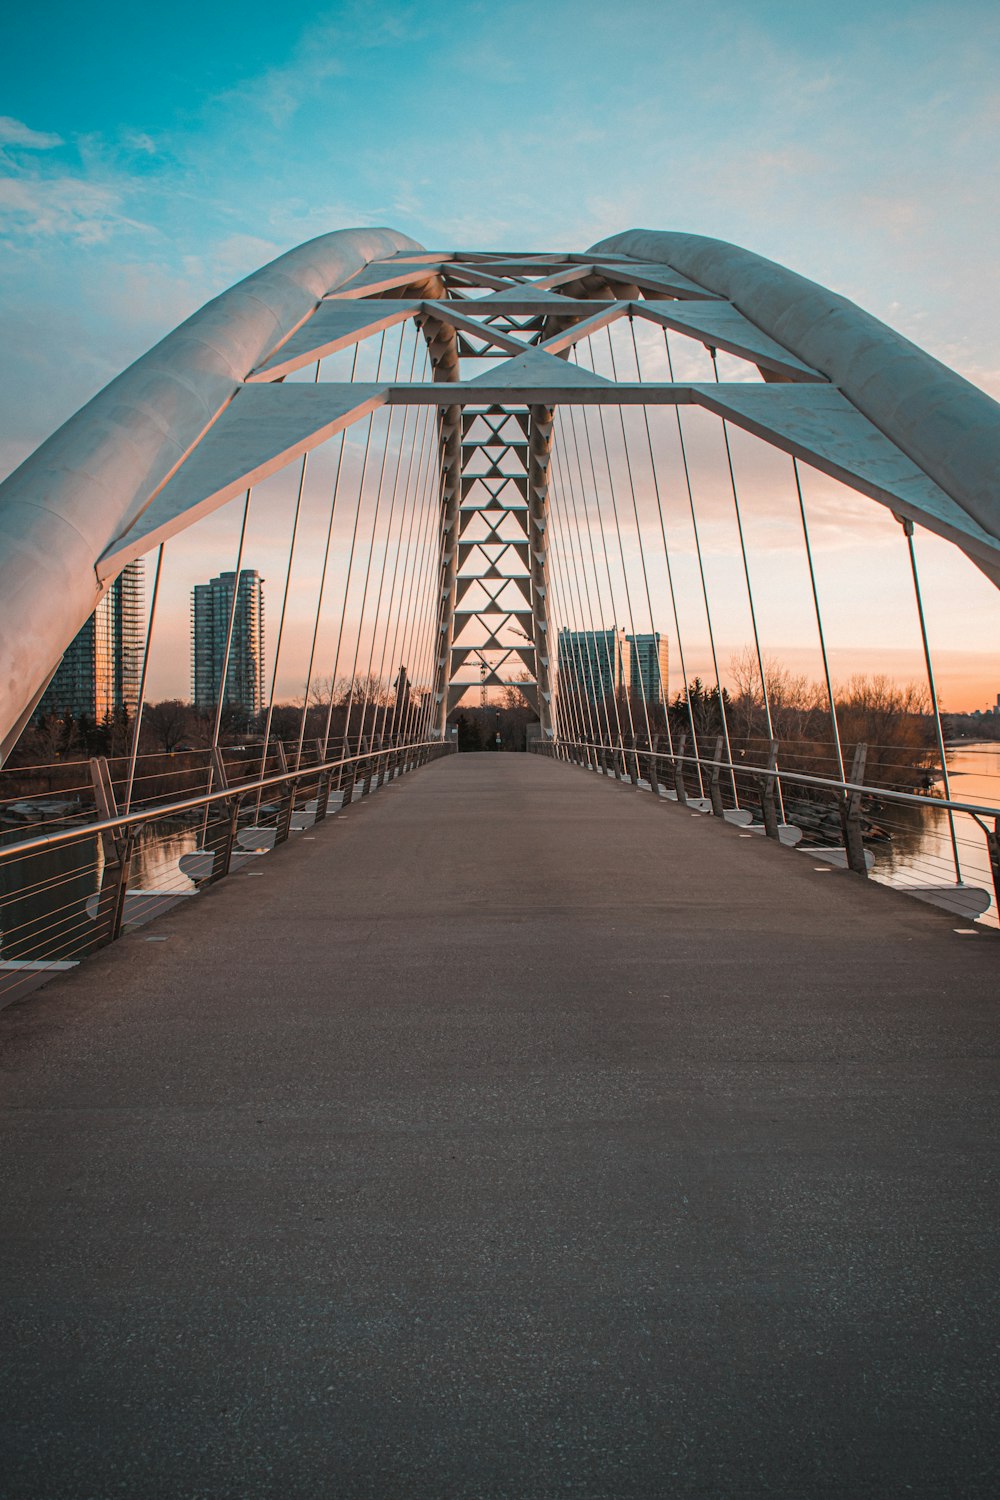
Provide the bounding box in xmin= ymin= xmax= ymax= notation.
xmin=709 ymin=735 xmax=725 ymax=818
xmin=839 ymin=742 xmax=869 ymax=877
xmin=341 ymin=759 xmax=357 ymax=806
xmin=273 ymin=742 xmax=295 ymax=845
xmin=357 ymin=736 xmax=373 ymax=797
xmin=629 ymin=734 xmax=642 ymax=786
xmin=313 ymin=738 xmax=332 ymax=824
xmin=206 ymin=747 xmax=239 ymax=881
xmin=672 ymin=734 xmax=688 ymax=805
xmin=759 ymin=740 xmax=780 ymax=840
xmin=984 ymin=817 xmax=1000 ymax=918
xmin=647 ymin=734 xmax=661 ymax=796
xmin=88 ymin=756 xmax=132 ymax=948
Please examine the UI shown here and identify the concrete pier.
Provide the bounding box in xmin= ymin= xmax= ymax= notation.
xmin=1 ymin=753 xmax=997 ymax=1498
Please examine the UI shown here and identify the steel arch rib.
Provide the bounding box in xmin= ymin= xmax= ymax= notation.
xmin=4 ymin=223 xmax=1000 ymax=758
xmin=0 ymin=228 xmax=422 ymax=756
xmin=592 ymin=228 xmax=1000 ymax=569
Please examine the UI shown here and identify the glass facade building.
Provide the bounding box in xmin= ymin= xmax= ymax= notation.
xmin=558 ymin=627 xmax=668 ymax=706
xmin=37 ymin=561 xmax=145 ymax=722
xmin=627 ymin=633 xmax=669 ymax=705
xmin=191 ymin=570 xmax=266 ymax=717
xmin=557 ymin=628 xmax=626 ymax=703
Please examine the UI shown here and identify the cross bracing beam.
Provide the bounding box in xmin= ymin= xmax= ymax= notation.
xmin=3 ymin=225 xmax=1000 ymax=761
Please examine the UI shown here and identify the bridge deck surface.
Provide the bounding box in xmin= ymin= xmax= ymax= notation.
xmin=1 ymin=751 xmax=998 ymax=1499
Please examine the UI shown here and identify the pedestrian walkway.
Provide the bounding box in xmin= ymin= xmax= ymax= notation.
xmin=1 ymin=753 xmax=997 ymax=1498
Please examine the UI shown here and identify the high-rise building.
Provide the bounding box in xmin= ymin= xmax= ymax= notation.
xmin=37 ymin=561 xmax=145 ymax=722
xmin=191 ymin=570 xmax=265 ymax=717
xmin=628 ymin=633 xmax=669 ymax=705
xmin=558 ymin=627 xmax=669 ymax=707
xmin=558 ymin=628 xmax=626 ymax=703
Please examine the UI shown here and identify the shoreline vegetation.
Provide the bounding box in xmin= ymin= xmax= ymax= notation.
xmin=1 ymin=649 xmax=993 ymax=810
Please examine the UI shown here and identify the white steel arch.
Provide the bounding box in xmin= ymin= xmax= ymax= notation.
xmin=2 ymin=226 xmax=999 ymax=759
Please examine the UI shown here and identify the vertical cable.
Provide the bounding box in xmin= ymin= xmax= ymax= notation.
xmin=551 ymin=434 xmax=611 ymax=749
xmin=257 ymin=359 xmax=321 ymax=801
xmin=123 ymin=542 xmax=164 ymax=814
xmin=568 ymin=389 xmax=636 ymax=747
xmin=211 ymin=490 xmax=252 ymax=752
xmin=389 ymin=399 xmax=438 ymax=741
xmin=295 ymin=342 xmax=361 ymax=768
xmin=550 ymin=450 xmax=600 ymax=749
xmin=605 ymin=325 xmax=675 ymax=754
xmin=902 ymin=517 xmax=962 ymax=882
xmin=587 ymin=337 xmax=656 ymax=762
xmin=662 ymin=329 xmax=738 ymax=803
xmin=342 ymin=327 xmax=408 ymax=750
xmin=356 ymin=330 xmax=422 ymax=745
xmin=564 ymin=402 xmax=627 ymax=750
xmin=320 ymin=332 xmax=388 ymax=757
xmin=708 ymin=345 xmax=784 ymax=818
xmin=571 ymin=380 xmax=638 ymax=751
xmin=792 ymin=458 xmax=845 ymax=782
xmin=375 ymin=374 xmax=434 ymax=745
xmin=628 ymin=323 xmax=706 ymax=777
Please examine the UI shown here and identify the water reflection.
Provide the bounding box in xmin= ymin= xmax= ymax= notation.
xmin=869 ymin=743 xmax=999 ymax=926
xmin=0 ymin=820 xmax=200 ymax=961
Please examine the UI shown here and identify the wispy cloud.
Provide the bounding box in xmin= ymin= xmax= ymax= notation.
xmin=0 ymin=174 xmax=146 ymax=244
xmin=0 ymin=115 xmax=63 ymax=150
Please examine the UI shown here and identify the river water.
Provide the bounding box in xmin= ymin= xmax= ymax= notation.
xmin=868 ymin=742 xmax=999 ymax=926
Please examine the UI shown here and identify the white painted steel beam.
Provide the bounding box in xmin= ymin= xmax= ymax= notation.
xmin=5 ymin=224 xmax=1000 ymax=761
xmin=0 ymin=226 xmax=420 ymax=759
xmin=592 ymin=228 xmax=1000 ymax=582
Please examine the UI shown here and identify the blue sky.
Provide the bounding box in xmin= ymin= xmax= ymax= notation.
xmin=2 ymin=0 xmax=999 ymax=704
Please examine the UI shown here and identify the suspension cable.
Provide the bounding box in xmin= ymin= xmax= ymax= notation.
xmin=550 ymin=435 xmax=613 ymax=748
xmin=567 ymin=373 xmax=636 ymax=748
xmin=356 ymin=328 xmax=423 ymax=745
xmin=373 ymin=363 xmax=434 ymax=745
xmin=123 ymin=541 xmax=165 ymax=814
xmin=661 ymin=329 xmax=738 ymax=804
xmin=604 ymin=325 xmax=675 ymax=755
xmin=627 ymin=322 xmax=706 ymax=779
xmin=319 ymin=332 xmax=388 ymax=757
xmin=256 ymin=359 xmax=321 ymax=804
xmin=708 ymin=345 xmax=785 ymax=819
xmin=791 ymin=457 xmax=845 ymax=782
xmin=210 ymin=488 xmax=252 ymax=753
xmin=562 ymin=401 xmax=627 ymax=749
xmin=902 ymin=516 xmax=963 ymax=883
xmin=341 ymin=326 xmax=409 ymax=751
xmin=295 ymin=342 xmax=361 ymax=769
xmin=587 ymin=334 xmax=656 ymax=750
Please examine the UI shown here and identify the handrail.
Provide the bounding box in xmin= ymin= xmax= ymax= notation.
xmin=541 ymin=737 xmax=1000 ymax=822
xmin=0 ymin=739 xmax=446 ymax=865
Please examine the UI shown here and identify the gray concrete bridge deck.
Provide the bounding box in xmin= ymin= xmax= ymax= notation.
xmin=1 ymin=752 xmax=998 ymax=1498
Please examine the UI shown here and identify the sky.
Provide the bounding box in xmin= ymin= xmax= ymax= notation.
xmin=2 ymin=0 xmax=999 ymax=709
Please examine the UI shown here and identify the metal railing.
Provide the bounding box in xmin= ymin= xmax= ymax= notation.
xmin=0 ymin=738 xmax=453 ymax=996
xmin=532 ymin=734 xmax=1000 ymax=927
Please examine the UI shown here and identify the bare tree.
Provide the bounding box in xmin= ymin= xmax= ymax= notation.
xmin=143 ymin=700 xmax=191 ymax=753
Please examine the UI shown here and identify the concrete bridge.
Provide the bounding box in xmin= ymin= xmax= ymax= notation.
xmin=2 ymin=752 xmax=997 ymax=1498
